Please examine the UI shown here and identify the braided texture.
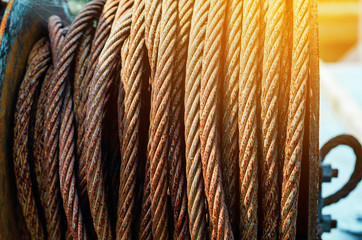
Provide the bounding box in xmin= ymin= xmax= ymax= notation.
xmin=184 ymin=0 xmax=209 ymax=238
xmin=238 ymin=0 xmax=261 ymax=238
xmin=85 ymin=3 xmax=131 ymax=238
xmin=13 ymin=38 xmax=50 ymax=240
xmin=59 ymin=83 xmax=88 ymax=240
xmin=149 ymin=0 xmax=179 ymax=238
xmin=33 ymin=65 xmax=53 ymax=218
xmin=77 ymin=0 xmax=123 ymax=202
xmin=116 ymin=0 xmax=145 ymax=237
xmin=11 ymin=1 xmax=319 ymax=239
xmin=260 ymin=0 xmax=285 ymax=238
xmin=44 ymin=2 xmax=105 ymax=240
xmin=200 ymin=0 xmax=234 ymax=239
xmin=167 ymin=0 xmax=193 ymax=238
xmin=220 ymin=0 xmax=242 ymax=233
xmin=280 ymin=0 xmax=310 ymax=239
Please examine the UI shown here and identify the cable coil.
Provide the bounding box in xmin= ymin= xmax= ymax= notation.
xmin=12 ymin=0 xmax=320 ymax=239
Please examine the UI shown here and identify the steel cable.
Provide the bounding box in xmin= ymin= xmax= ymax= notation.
xmin=13 ymin=38 xmax=51 ymax=240
xmin=280 ymin=0 xmax=310 ymax=238
xmin=238 ymin=0 xmax=261 ymax=238
xmin=44 ymin=1 xmax=105 ymax=239
xmin=84 ymin=3 xmax=132 ymax=238
xmin=184 ymin=0 xmax=209 ymax=239
xmin=116 ymin=0 xmax=146 ymax=237
xmin=77 ymin=0 xmax=123 ymax=204
xmin=148 ymin=0 xmax=180 ymax=238
xmin=260 ymin=0 xmax=285 ymax=238
xmin=167 ymin=0 xmax=193 ymax=238
xmin=33 ymin=65 xmax=53 ymax=218
xmin=59 ymin=81 xmax=88 ymax=240
xmin=200 ymin=0 xmax=234 ymax=238
xmin=220 ymin=0 xmax=242 ymax=234
xmin=12 ymin=1 xmax=319 ymax=239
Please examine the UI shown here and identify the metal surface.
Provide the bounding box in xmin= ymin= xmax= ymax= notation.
xmin=13 ymin=38 xmax=51 ymax=240
xmin=184 ymin=0 xmax=209 ymax=238
xmin=0 ymin=1 xmax=70 ymax=239
xmin=238 ymin=0 xmax=260 ymax=238
xmin=0 ymin=0 xmax=322 ymax=239
xmin=200 ymin=0 xmax=233 ymax=238
xmin=117 ymin=0 xmax=145 ymax=237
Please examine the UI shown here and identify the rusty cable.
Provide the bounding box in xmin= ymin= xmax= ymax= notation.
xmin=148 ymin=0 xmax=183 ymax=238
xmin=44 ymin=1 xmax=105 ymax=240
xmin=200 ymin=0 xmax=235 ymax=238
xmin=141 ymin=0 xmax=162 ymax=235
xmin=144 ymin=0 xmax=161 ymax=81
xmin=166 ymin=0 xmax=193 ymax=238
xmin=59 ymin=81 xmax=88 ymax=240
xmin=116 ymin=0 xmax=146 ymax=237
xmin=73 ymin=28 xmax=93 ymax=125
xmin=77 ymin=0 xmax=123 ymax=203
xmin=33 ymin=65 xmax=53 ymax=217
xmin=184 ymin=0 xmax=209 ymax=238
xmin=13 ymin=38 xmax=51 ymax=240
xmin=12 ymin=0 xmax=320 ymax=238
xmin=238 ymin=0 xmax=261 ymax=238
xmin=220 ymin=0 xmax=242 ymax=234
xmin=280 ymin=0 xmax=310 ymax=238
xmin=84 ymin=3 xmax=132 ymax=239
xmin=260 ymin=0 xmax=285 ymax=238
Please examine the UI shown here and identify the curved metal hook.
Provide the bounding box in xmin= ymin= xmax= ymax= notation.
xmin=320 ymin=134 xmax=362 ymax=206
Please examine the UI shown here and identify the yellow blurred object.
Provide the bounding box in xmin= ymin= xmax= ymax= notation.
xmin=318 ymin=0 xmax=359 ymax=62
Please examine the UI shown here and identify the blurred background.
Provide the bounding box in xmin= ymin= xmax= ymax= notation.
xmin=318 ymin=0 xmax=362 ymax=239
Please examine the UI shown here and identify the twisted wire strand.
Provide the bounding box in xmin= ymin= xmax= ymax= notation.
xmin=144 ymin=0 xmax=161 ymax=81
xmin=200 ymin=0 xmax=234 ymax=239
xmin=184 ymin=0 xmax=209 ymax=238
xmin=13 ymin=38 xmax=51 ymax=240
xmin=34 ymin=65 xmax=53 ymax=216
xmin=260 ymin=0 xmax=285 ymax=238
xmin=84 ymin=6 xmax=132 ymax=239
xmin=307 ymin=1 xmax=320 ymax=238
xmin=77 ymin=0 xmax=124 ymax=202
xmin=148 ymin=0 xmax=181 ymax=238
xmin=166 ymin=0 xmax=194 ymax=238
xmin=142 ymin=0 xmax=162 ymax=234
xmin=220 ymin=0 xmax=242 ymax=233
xmin=116 ymin=0 xmax=145 ymax=238
xmin=238 ymin=0 xmax=261 ymax=238
xmin=139 ymin=154 xmax=153 ymax=240
xmin=278 ymin=0 xmax=292 ymax=181
xmin=44 ymin=2 xmax=105 ymax=240
xmin=59 ymin=82 xmax=88 ymax=240
xmin=73 ymin=28 xmax=93 ymax=124
xmin=280 ymin=0 xmax=310 ymax=238
xmin=48 ymin=15 xmax=64 ymax=64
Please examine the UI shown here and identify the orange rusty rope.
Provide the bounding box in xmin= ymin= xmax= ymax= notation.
xmin=44 ymin=2 xmax=105 ymax=240
xmin=149 ymin=0 xmax=179 ymax=238
xmin=260 ymin=0 xmax=285 ymax=238
xmin=116 ymin=0 xmax=146 ymax=237
xmin=13 ymin=38 xmax=50 ymax=240
xmin=13 ymin=0 xmax=319 ymax=239
xmin=59 ymin=81 xmax=88 ymax=240
xmin=84 ymin=1 xmax=131 ymax=238
xmin=238 ymin=0 xmax=261 ymax=239
xmin=184 ymin=0 xmax=209 ymax=238
xmin=200 ymin=0 xmax=234 ymax=238
xmin=220 ymin=0 xmax=241 ymax=234
xmin=280 ymin=0 xmax=311 ymax=238
xmin=167 ymin=0 xmax=192 ymax=238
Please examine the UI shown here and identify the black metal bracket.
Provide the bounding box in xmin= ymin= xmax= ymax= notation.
xmin=318 ymin=134 xmax=362 ymax=235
